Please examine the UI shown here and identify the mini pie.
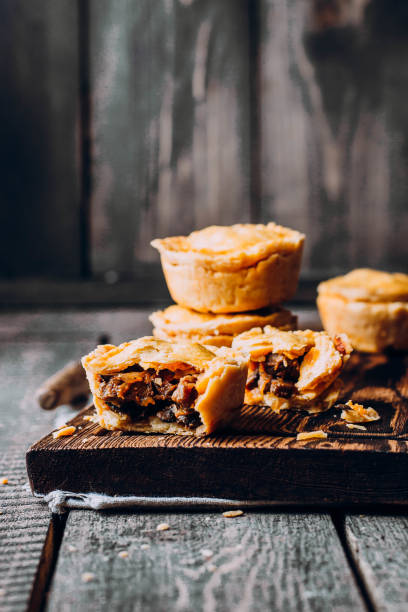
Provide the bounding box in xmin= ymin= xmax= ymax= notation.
xmin=149 ymin=304 xmax=297 ymax=348
xmin=82 ymin=337 xmax=248 ymax=436
xmin=151 ymin=223 xmax=305 ymax=313
xmin=317 ymin=269 xmax=408 ymax=352
xmin=232 ymin=327 xmax=352 ymax=413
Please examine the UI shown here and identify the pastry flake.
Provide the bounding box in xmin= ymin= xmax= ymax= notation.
xmin=82 ymin=337 xmax=247 ymax=436
xmin=339 ymin=400 xmax=380 ymax=424
xmin=296 ymin=430 xmax=327 ymax=441
xmin=317 ymin=268 xmax=408 ymax=352
xmin=151 ymin=223 xmax=305 ymax=313
xmin=150 ymin=304 xmax=297 ymax=348
xmin=232 ymin=327 xmax=351 ymax=413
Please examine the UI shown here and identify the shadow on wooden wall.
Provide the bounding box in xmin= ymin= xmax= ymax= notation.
xmin=0 ymin=0 xmax=407 ymax=304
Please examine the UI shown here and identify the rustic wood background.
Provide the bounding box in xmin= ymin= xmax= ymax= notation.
xmin=1 ymin=0 xmax=408 ymax=303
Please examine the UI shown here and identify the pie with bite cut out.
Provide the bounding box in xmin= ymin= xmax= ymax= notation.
xmin=82 ymin=337 xmax=248 ymax=435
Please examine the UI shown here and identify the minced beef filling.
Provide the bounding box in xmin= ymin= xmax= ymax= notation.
xmin=246 ymin=353 xmax=300 ymax=399
xmin=96 ymin=367 xmax=202 ymax=429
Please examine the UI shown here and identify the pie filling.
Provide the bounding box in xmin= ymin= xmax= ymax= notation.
xmin=245 ymin=353 xmax=301 ymax=399
xmin=95 ymin=365 xmax=203 ymax=429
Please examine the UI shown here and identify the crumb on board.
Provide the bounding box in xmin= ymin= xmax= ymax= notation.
xmin=53 ymin=426 xmax=76 ymax=439
xmin=118 ymin=551 xmax=129 ymax=559
xmin=0 ymin=478 xmax=8 ymax=485
xmin=346 ymin=423 xmax=367 ymax=431
xmin=340 ymin=400 xmax=380 ymax=424
xmin=140 ymin=544 xmax=150 ymax=550
xmin=222 ymin=510 xmax=244 ymax=518
xmin=296 ymin=430 xmax=327 ymax=441
xmin=156 ymin=523 xmax=170 ymax=531
xmin=83 ymin=415 xmax=93 ymax=422
xmin=81 ymin=572 xmax=95 ymax=583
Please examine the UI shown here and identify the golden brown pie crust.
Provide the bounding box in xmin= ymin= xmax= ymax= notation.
xmin=82 ymin=337 xmax=247 ymax=435
xmin=232 ymin=326 xmax=351 ymax=413
xmin=317 ymin=269 xmax=408 ymax=352
xmin=151 ymin=223 xmax=305 ymax=313
xmin=149 ymin=304 xmax=297 ymax=348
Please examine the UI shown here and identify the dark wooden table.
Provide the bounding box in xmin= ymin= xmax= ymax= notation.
xmin=1 ymin=307 xmax=408 ymax=611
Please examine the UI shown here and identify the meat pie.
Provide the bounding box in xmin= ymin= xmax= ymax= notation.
xmin=82 ymin=337 xmax=248 ymax=435
xmin=232 ymin=327 xmax=352 ymax=414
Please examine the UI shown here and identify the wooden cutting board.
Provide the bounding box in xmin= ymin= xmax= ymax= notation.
xmin=27 ymin=352 xmax=408 ymax=505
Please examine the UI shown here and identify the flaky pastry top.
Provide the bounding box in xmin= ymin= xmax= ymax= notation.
xmin=82 ymin=337 xmax=222 ymax=374
xmin=151 ymin=223 xmax=305 ymax=270
xmin=318 ymin=268 xmax=408 ymax=303
xmin=232 ymin=327 xmax=316 ymax=360
xmin=149 ymin=305 xmax=296 ymax=337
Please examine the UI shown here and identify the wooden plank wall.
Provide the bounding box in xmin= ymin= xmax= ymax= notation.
xmin=0 ymin=0 xmax=81 ymax=279
xmin=1 ymin=0 xmax=407 ymax=298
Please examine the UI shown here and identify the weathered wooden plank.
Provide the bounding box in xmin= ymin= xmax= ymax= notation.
xmin=89 ymin=0 xmax=251 ymax=279
xmin=0 ymin=339 xmax=90 ymax=611
xmin=0 ymin=1 xmax=80 ymax=278
xmin=0 ymin=308 xmax=153 ymax=344
xmin=259 ymin=0 xmax=408 ymax=275
xmin=345 ymin=514 xmax=408 ymax=611
xmin=47 ymin=511 xmax=363 ymax=611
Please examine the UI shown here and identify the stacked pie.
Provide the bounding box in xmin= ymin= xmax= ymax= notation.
xmin=150 ymin=223 xmax=305 ymax=346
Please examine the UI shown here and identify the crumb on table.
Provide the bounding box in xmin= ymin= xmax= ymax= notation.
xmin=222 ymin=510 xmax=244 ymax=518
xmin=156 ymin=523 xmax=170 ymax=531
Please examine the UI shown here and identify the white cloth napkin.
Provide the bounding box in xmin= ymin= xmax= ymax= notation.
xmin=34 ymin=490 xmax=292 ymax=514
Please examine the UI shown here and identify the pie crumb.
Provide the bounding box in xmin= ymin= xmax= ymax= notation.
xmin=83 ymin=415 xmax=93 ymax=422
xmin=118 ymin=551 xmax=129 ymax=559
xmin=207 ymin=563 xmax=217 ymax=572
xmin=81 ymin=572 xmax=95 ymax=583
xmin=53 ymin=426 xmax=76 ymax=439
xmin=222 ymin=510 xmax=243 ymax=518
xmin=156 ymin=523 xmax=170 ymax=531
xmin=67 ymin=545 xmax=77 ymax=553
xmin=140 ymin=544 xmax=150 ymax=550
xmin=200 ymin=549 xmax=213 ymax=559
xmin=0 ymin=478 xmax=8 ymax=485
xmin=296 ymin=430 xmax=327 ymax=441
xmin=346 ymin=423 xmax=367 ymax=431
xmin=341 ymin=401 xmax=380 ymax=424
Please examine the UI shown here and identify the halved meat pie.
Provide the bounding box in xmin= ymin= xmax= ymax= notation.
xmin=232 ymin=327 xmax=352 ymax=414
xmin=82 ymin=337 xmax=247 ymax=435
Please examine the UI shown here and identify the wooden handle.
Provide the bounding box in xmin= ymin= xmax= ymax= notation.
xmin=35 ymin=360 xmax=89 ymax=410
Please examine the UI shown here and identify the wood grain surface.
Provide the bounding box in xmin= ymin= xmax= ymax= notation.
xmin=46 ymin=511 xmax=363 ymax=612
xmin=27 ymin=351 xmax=408 ymax=504
xmin=258 ymin=0 xmax=408 ymax=274
xmin=1 ymin=308 xmax=408 ymax=610
xmin=0 ymin=0 xmax=80 ymax=279
xmin=0 ymin=340 xmax=89 ymax=612
xmin=345 ymin=513 xmax=408 ymax=610
xmin=89 ymin=0 xmax=251 ymax=280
